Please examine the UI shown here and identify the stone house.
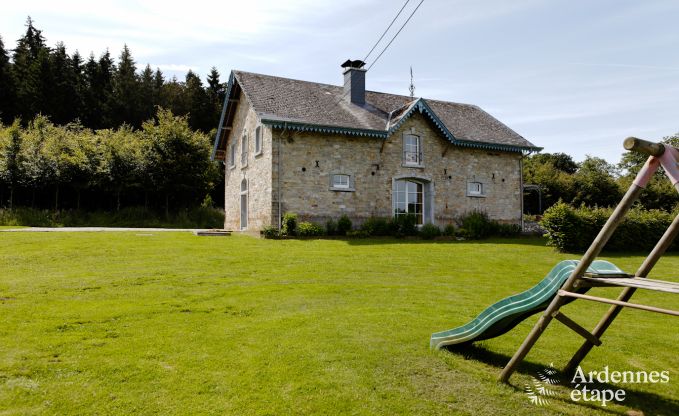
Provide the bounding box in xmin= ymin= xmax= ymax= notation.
xmin=211 ymin=60 xmax=540 ymax=232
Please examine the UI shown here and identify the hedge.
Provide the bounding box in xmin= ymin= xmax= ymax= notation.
xmin=540 ymin=201 xmax=675 ymax=252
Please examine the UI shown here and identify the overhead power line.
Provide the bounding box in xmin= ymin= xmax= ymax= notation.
xmin=367 ymin=0 xmax=425 ymax=72
xmin=361 ymin=0 xmax=411 ymax=64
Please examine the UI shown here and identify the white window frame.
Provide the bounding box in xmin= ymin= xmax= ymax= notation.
xmin=241 ymin=131 xmax=248 ymax=168
xmin=330 ymin=173 xmax=355 ymax=192
xmin=394 ymin=179 xmax=424 ymax=225
xmin=467 ymin=181 xmax=485 ymax=197
xmin=403 ymin=134 xmax=422 ymax=167
xmin=228 ymin=140 xmax=237 ymax=169
xmin=254 ymin=126 xmax=263 ymax=156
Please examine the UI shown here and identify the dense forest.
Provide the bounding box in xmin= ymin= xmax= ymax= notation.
xmin=0 ymin=18 xmax=225 ymax=222
xmin=0 ymin=18 xmax=226 ymax=132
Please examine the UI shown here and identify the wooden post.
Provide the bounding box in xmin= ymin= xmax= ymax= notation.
xmin=498 ymin=183 xmax=645 ymax=382
xmin=563 ymin=182 xmax=679 ymax=374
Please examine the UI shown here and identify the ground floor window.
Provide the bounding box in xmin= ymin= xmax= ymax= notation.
xmin=467 ymin=181 xmax=484 ymax=196
xmin=394 ymin=179 xmax=424 ymax=225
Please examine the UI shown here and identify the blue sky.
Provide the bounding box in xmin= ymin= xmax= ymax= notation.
xmin=2 ymin=0 xmax=678 ymax=163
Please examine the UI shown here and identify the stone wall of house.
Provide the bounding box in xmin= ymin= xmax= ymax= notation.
xmin=223 ymin=94 xmax=274 ymax=231
xmin=273 ymin=112 xmax=522 ymax=228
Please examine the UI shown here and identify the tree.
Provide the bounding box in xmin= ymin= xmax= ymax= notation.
xmin=184 ymin=70 xmax=211 ymax=131
xmin=20 ymin=115 xmax=51 ymax=206
xmin=97 ymin=125 xmax=143 ymax=210
xmin=48 ymin=42 xmax=80 ymax=124
xmin=140 ymin=109 xmax=215 ymax=215
xmin=139 ymin=64 xmax=155 ymax=122
xmin=0 ymin=36 xmax=16 ymax=123
xmin=529 ymin=152 xmax=578 ymax=174
xmin=618 ymin=133 xmax=679 ymax=210
xmin=523 ymin=153 xmax=576 ymax=213
xmin=12 ymin=17 xmax=50 ymax=122
xmin=0 ymin=120 xmax=24 ymax=208
xmin=572 ymin=156 xmax=622 ymax=207
xmin=112 ymin=44 xmax=140 ymax=126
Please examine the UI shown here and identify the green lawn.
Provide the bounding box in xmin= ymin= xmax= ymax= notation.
xmin=0 ymin=233 xmax=677 ymax=415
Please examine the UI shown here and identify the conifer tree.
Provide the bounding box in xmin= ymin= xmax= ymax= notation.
xmin=139 ymin=64 xmax=155 ymax=122
xmin=112 ymin=44 xmax=140 ymax=126
xmin=0 ymin=36 xmax=16 ymax=123
xmin=12 ymin=17 xmax=50 ymax=122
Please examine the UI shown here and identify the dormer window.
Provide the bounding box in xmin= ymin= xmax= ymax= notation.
xmin=403 ymin=134 xmax=422 ymax=166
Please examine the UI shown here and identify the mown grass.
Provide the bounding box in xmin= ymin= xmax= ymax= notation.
xmin=0 ymin=233 xmax=677 ymax=415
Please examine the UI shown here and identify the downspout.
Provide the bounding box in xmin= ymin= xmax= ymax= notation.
xmin=277 ymin=123 xmax=286 ymax=231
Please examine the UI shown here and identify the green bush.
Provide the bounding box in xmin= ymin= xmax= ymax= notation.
xmin=325 ymin=219 xmax=337 ymax=236
xmin=336 ymin=214 xmax=352 ymax=236
xmin=0 ymin=207 xmax=224 ymax=228
xmin=540 ymin=201 xmax=675 ymax=252
xmin=346 ymin=230 xmax=369 ymax=238
xmin=458 ymin=210 xmax=498 ymax=239
xmin=261 ymin=225 xmax=279 ymax=239
xmin=392 ymin=214 xmax=418 ymax=237
xmin=281 ymin=212 xmax=297 ymax=236
xmin=497 ymin=223 xmax=521 ymax=237
xmin=419 ymin=223 xmax=441 ymax=240
xmin=297 ymin=221 xmax=325 ymax=237
xmin=442 ymin=223 xmax=456 ymax=237
xmin=360 ymin=217 xmax=392 ymax=236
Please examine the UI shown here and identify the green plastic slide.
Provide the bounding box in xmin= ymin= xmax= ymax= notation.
xmin=430 ymin=260 xmax=626 ymax=349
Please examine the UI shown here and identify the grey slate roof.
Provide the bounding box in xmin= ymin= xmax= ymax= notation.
xmin=213 ymin=70 xmax=539 ymax=158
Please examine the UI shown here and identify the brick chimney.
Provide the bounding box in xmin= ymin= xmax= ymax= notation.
xmin=341 ymin=59 xmax=366 ymax=105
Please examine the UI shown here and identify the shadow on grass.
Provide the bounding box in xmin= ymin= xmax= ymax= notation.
xmin=442 ymin=343 xmax=679 ymax=415
xmin=340 ymin=235 xmax=549 ymax=247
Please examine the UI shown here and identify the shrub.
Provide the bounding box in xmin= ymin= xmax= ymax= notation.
xmin=419 ymin=223 xmax=441 ymax=240
xmin=458 ymin=210 xmax=498 ymax=239
xmin=442 ymin=224 xmax=456 ymax=237
xmin=497 ymin=223 xmax=521 ymax=237
xmin=325 ymin=219 xmax=337 ymax=236
xmin=297 ymin=221 xmax=325 ymax=237
xmin=0 ymin=206 xmax=224 ymax=228
xmin=261 ymin=225 xmax=279 ymax=239
xmin=281 ymin=212 xmax=298 ymax=236
xmin=360 ymin=216 xmax=392 ymax=236
xmin=200 ymin=194 xmax=214 ymax=208
xmin=346 ymin=230 xmax=369 ymax=238
xmin=336 ymin=214 xmax=352 ymax=235
xmin=540 ymin=201 xmax=675 ymax=252
xmin=392 ymin=214 xmax=418 ymax=237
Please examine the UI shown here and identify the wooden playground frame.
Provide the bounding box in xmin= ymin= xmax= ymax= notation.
xmin=500 ymin=137 xmax=679 ymax=383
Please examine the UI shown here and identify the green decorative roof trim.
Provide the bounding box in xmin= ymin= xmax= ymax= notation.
xmin=261 ymin=119 xmax=386 ymax=138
